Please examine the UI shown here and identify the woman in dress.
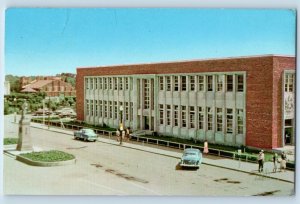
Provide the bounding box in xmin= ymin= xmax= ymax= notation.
xmin=203 ymin=140 xmax=209 ymax=154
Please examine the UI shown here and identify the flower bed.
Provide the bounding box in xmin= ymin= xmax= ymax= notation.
xmin=20 ymin=150 xmax=75 ymax=162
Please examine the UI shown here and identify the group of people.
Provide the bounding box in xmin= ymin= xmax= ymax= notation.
xmin=116 ymin=127 xmax=131 ymax=145
xmin=258 ymin=150 xmax=288 ymax=173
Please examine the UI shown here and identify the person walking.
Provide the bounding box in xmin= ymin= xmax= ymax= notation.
xmin=116 ymin=129 xmax=120 ymax=142
xmin=258 ymin=150 xmax=265 ymax=173
xmin=280 ymin=151 xmax=287 ymax=172
xmin=121 ymin=129 xmax=126 ymax=144
xmin=272 ymin=153 xmax=278 ymax=173
xmin=203 ymin=140 xmax=209 ymax=154
xmin=125 ymin=127 xmax=131 ymax=142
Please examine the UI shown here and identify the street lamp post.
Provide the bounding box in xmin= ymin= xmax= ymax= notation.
xmin=14 ymin=98 xmax=17 ymax=123
xmin=119 ymin=105 xmax=124 ymax=145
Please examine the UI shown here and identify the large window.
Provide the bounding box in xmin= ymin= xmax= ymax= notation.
xmin=207 ymin=76 xmax=213 ymax=91
xmin=109 ymin=78 xmax=112 ymax=90
xmin=104 ymin=101 xmax=108 ymax=118
xmin=95 ymin=78 xmax=98 ymax=90
xmin=95 ymin=100 xmax=98 ymax=116
xmin=119 ymin=77 xmax=123 ymax=90
xmin=207 ymin=107 xmax=213 ymax=130
xmin=159 ymin=76 xmax=164 ymax=91
xmin=104 ymin=78 xmax=107 ymax=90
xmin=181 ymin=106 xmax=187 ymax=127
xmin=109 ymin=101 xmax=113 ymax=118
xmin=86 ymin=100 xmax=90 ymax=115
xmin=125 ymin=102 xmax=129 ymax=120
xmin=198 ymin=107 xmax=204 ymax=129
xmin=237 ymin=75 xmax=244 ymax=92
xmin=144 ymin=79 xmax=150 ymax=109
xmin=237 ymin=109 xmax=244 ymax=134
xmin=159 ymin=104 xmax=164 ymax=125
xmin=226 ymin=75 xmax=233 ymax=92
xmin=166 ymin=76 xmax=171 ymax=91
xmin=181 ymin=76 xmax=187 ymax=91
xmin=99 ymin=100 xmax=103 ymax=117
xmin=189 ymin=76 xmax=195 ymax=91
xmin=166 ymin=105 xmax=171 ymax=125
xmin=174 ymin=76 xmax=179 ymax=91
xmin=85 ymin=78 xmax=89 ymax=90
xmin=226 ymin=108 xmax=233 ymax=133
xmin=90 ymin=78 xmax=94 ymax=90
xmin=174 ymin=105 xmax=179 ymax=126
xmin=217 ymin=75 xmax=224 ymax=92
xmin=198 ymin=76 xmax=204 ymax=91
xmin=216 ymin=108 xmax=223 ymax=131
xmin=285 ymin=73 xmax=294 ymax=92
xmin=90 ymin=100 xmax=94 ymax=116
xmin=99 ymin=78 xmax=103 ymax=90
xmin=114 ymin=78 xmax=118 ymax=90
xmin=189 ymin=106 xmax=195 ymax=128
xmin=125 ymin=78 xmax=129 ymax=90
xmin=114 ymin=101 xmax=118 ymax=119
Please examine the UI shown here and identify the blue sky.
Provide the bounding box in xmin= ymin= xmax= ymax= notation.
xmin=5 ymin=8 xmax=296 ymax=76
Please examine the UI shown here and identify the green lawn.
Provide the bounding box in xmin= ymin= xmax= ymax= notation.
xmin=20 ymin=150 xmax=75 ymax=162
xmin=4 ymin=138 xmax=18 ymax=145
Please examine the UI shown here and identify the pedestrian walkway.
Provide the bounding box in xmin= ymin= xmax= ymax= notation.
xmin=28 ymin=122 xmax=294 ymax=183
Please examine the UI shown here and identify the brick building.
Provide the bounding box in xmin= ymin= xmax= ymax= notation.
xmin=76 ymin=55 xmax=295 ymax=149
xmin=21 ymin=78 xmax=76 ymax=97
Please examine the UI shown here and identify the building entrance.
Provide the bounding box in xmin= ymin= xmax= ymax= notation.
xmin=144 ymin=116 xmax=150 ymax=130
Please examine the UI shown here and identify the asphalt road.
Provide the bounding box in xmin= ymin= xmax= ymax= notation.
xmin=3 ymin=115 xmax=294 ymax=196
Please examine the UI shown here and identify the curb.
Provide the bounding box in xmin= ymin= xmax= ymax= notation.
xmin=30 ymin=124 xmax=294 ymax=183
xmin=16 ymin=155 xmax=76 ymax=167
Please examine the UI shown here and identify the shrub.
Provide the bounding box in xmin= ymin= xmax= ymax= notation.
xmin=4 ymin=138 xmax=18 ymax=145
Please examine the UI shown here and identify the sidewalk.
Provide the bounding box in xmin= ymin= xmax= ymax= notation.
xmin=28 ymin=122 xmax=295 ymax=183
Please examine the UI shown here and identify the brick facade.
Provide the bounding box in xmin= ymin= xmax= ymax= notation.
xmin=76 ymin=55 xmax=295 ymax=149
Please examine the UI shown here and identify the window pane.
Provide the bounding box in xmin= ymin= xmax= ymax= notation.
xmin=227 ymin=75 xmax=233 ymax=92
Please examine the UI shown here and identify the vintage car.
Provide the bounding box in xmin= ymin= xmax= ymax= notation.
xmin=74 ymin=128 xmax=98 ymax=142
xmin=180 ymin=148 xmax=202 ymax=168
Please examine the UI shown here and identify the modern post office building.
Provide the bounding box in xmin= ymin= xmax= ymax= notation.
xmin=76 ymin=55 xmax=295 ymax=149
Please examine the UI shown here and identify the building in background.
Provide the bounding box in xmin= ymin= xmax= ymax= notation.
xmin=21 ymin=78 xmax=76 ymax=97
xmin=76 ymin=55 xmax=295 ymax=149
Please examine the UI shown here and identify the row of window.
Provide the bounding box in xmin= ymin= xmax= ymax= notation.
xmin=285 ymin=73 xmax=294 ymax=92
xmin=159 ymin=105 xmax=244 ymax=134
xmin=85 ymin=77 xmax=133 ymax=91
xmin=86 ymin=100 xmax=133 ymax=121
xmin=159 ymin=74 xmax=244 ymax=92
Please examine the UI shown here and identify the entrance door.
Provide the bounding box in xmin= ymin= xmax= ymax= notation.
xmin=284 ymin=127 xmax=293 ymax=145
xmin=144 ymin=116 xmax=149 ymax=130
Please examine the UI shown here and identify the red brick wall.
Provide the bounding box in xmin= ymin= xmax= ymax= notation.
xmin=76 ymin=55 xmax=295 ymax=149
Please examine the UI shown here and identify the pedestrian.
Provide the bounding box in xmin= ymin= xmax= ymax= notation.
xmin=203 ymin=140 xmax=209 ymax=154
xmin=121 ymin=130 xmax=126 ymax=143
xmin=272 ymin=153 xmax=278 ymax=173
xmin=116 ymin=129 xmax=120 ymax=142
xmin=258 ymin=150 xmax=264 ymax=173
xmin=280 ymin=151 xmax=287 ymax=172
xmin=125 ymin=127 xmax=131 ymax=141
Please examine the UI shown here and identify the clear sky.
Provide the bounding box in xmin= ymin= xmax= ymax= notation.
xmin=5 ymin=8 xmax=296 ymax=76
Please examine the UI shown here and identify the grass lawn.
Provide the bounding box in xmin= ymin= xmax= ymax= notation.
xmin=4 ymin=138 xmax=18 ymax=145
xmin=20 ymin=150 xmax=75 ymax=162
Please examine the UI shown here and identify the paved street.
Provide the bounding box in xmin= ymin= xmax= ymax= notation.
xmin=3 ymin=115 xmax=295 ymax=196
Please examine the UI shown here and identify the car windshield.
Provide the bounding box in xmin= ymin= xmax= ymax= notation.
xmin=184 ymin=152 xmax=197 ymax=156
xmin=83 ymin=129 xmax=95 ymax=134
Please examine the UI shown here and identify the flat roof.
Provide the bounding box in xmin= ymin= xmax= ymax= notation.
xmin=77 ymin=54 xmax=295 ymax=69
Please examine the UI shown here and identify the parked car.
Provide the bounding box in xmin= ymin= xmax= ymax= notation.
xmin=74 ymin=128 xmax=98 ymax=142
xmin=180 ymin=148 xmax=202 ymax=169
xmin=32 ymin=108 xmax=52 ymax=116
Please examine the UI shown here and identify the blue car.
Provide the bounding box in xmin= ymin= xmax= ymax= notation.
xmin=74 ymin=129 xmax=98 ymax=142
xmin=180 ymin=148 xmax=202 ymax=169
